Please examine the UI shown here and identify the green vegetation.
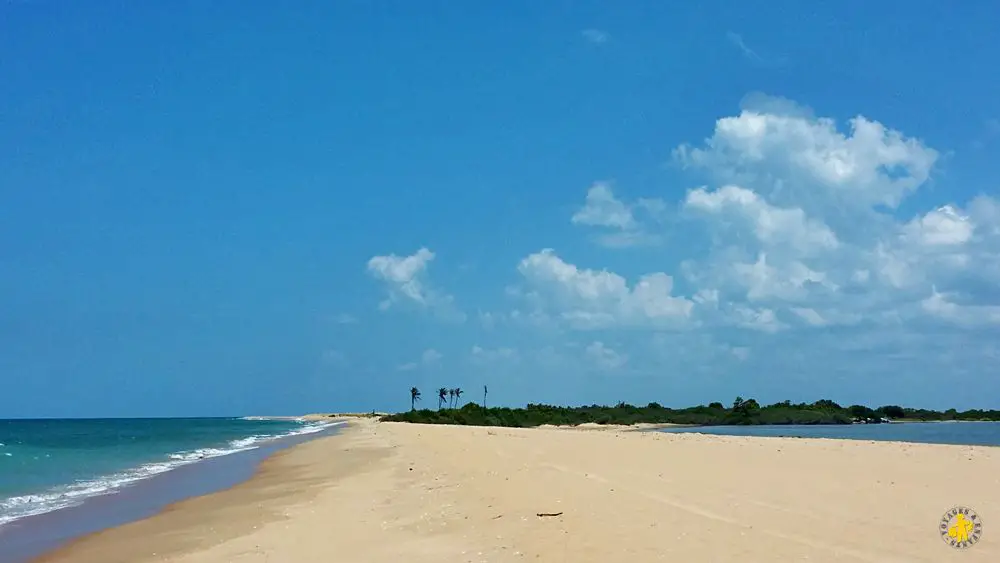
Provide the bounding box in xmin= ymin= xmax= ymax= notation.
xmin=409 ymin=387 xmax=421 ymax=411
xmin=385 ymin=392 xmax=1000 ymax=428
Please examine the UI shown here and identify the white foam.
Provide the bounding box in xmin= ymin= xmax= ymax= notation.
xmin=0 ymin=420 xmax=344 ymax=527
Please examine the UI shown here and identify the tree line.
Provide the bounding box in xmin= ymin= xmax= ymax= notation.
xmin=409 ymin=385 xmax=487 ymax=411
xmin=386 ymin=392 xmax=1000 ymax=427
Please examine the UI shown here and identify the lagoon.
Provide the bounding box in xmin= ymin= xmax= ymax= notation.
xmin=657 ymin=421 xmax=1000 ymax=446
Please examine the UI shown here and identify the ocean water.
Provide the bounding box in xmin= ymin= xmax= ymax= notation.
xmin=0 ymin=417 xmax=337 ymax=527
xmin=657 ymin=421 xmax=1000 ymax=446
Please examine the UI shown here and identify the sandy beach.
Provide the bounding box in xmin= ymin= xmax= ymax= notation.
xmin=36 ymin=420 xmax=1000 ymax=563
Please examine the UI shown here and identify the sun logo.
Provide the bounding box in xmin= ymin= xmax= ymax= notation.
xmin=940 ymin=506 xmax=983 ymax=549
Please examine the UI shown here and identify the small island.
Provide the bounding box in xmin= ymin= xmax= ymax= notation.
xmin=383 ymin=388 xmax=1000 ymax=427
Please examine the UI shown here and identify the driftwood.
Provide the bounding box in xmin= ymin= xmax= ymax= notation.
xmin=536 ymin=511 xmax=564 ymax=517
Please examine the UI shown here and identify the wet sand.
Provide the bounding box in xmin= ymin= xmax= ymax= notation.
xmin=36 ymin=419 xmax=1000 ymax=562
xmin=4 ymin=423 xmax=345 ymax=563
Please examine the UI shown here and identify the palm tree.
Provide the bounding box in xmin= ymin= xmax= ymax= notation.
xmin=438 ymin=387 xmax=448 ymax=410
xmin=454 ymin=387 xmax=463 ymax=407
xmin=483 ymin=384 xmax=488 ymax=408
xmin=448 ymin=388 xmax=456 ymax=408
xmin=410 ymin=387 xmax=421 ymax=411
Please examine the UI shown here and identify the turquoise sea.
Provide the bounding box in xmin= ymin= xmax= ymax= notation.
xmin=657 ymin=421 xmax=1000 ymax=446
xmin=0 ymin=417 xmax=338 ymax=527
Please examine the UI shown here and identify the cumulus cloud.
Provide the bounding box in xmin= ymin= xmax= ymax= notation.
xmin=866 ymin=198 xmax=1000 ymax=296
xmin=921 ymin=289 xmax=1000 ymax=327
xmin=367 ymin=247 xmax=436 ymax=305
xmin=571 ymin=183 xmax=665 ymax=247
xmin=673 ymin=98 xmax=939 ymax=211
xmin=368 ymin=93 xmax=999 ymax=392
xmin=515 ymin=249 xmax=693 ymax=329
xmin=663 ymin=95 xmax=1000 ymax=335
xmin=684 ymin=185 xmax=838 ymax=255
xmin=367 ymin=248 xmax=465 ymax=321
xmin=346 ymin=92 xmax=1000 ymax=407
xmin=572 ymin=182 xmax=637 ymax=230
xmin=508 ymin=93 xmax=1000 ymax=341
xmin=901 ymin=205 xmax=973 ymax=247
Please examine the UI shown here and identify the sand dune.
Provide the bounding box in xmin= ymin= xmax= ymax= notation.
xmin=39 ymin=419 xmax=999 ymax=562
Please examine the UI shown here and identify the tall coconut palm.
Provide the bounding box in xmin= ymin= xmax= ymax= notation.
xmin=454 ymin=387 xmax=463 ymax=407
xmin=448 ymin=388 xmax=456 ymax=408
xmin=410 ymin=387 xmax=421 ymax=411
xmin=438 ymin=387 xmax=448 ymax=410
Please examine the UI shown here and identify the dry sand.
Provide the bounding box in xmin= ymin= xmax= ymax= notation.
xmin=37 ymin=420 xmax=1000 ymax=562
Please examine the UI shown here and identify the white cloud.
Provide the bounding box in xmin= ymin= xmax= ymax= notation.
xmin=921 ymin=289 xmax=1000 ymax=327
xmin=674 ymin=99 xmax=939 ymax=210
xmin=584 ymin=341 xmax=627 ymax=370
xmin=395 ymin=93 xmax=1000 ymax=380
xmin=367 ymin=248 xmax=465 ymax=321
xmin=572 ymin=182 xmax=636 ymax=229
xmin=470 ymin=345 xmax=519 ymax=364
xmin=901 ymin=205 xmax=973 ymax=246
xmin=730 ymin=305 xmax=786 ymax=333
xmin=459 ymin=93 xmax=1000 ymax=403
xmin=572 ymin=183 xmax=664 ymax=248
xmin=733 ymin=253 xmax=837 ymax=303
xmin=867 ymin=197 xmax=1000 ymax=294
xmin=581 ymin=29 xmax=609 ymax=44
xmin=515 ymin=249 xmax=693 ymax=329
xmin=661 ymin=94 xmax=1000 ymax=335
xmin=367 ymin=247 xmax=435 ymax=304
xmin=684 ymin=185 xmax=838 ymax=255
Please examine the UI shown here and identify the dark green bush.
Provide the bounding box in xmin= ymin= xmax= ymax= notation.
xmin=381 ymin=397 xmax=1000 ymax=428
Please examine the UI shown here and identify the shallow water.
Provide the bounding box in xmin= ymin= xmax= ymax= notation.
xmin=0 ymin=417 xmax=334 ymax=526
xmin=0 ymin=418 xmax=343 ymax=562
xmin=657 ymin=421 xmax=1000 ymax=446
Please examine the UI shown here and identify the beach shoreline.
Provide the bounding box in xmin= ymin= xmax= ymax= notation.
xmin=33 ymin=419 xmax=1000 ymax=562
xmin=2 ymin=420 xmax=346 ymax=563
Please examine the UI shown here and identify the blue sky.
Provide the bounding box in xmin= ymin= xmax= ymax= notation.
xmin=3 ymin=1 xmax=1000 ymax=417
